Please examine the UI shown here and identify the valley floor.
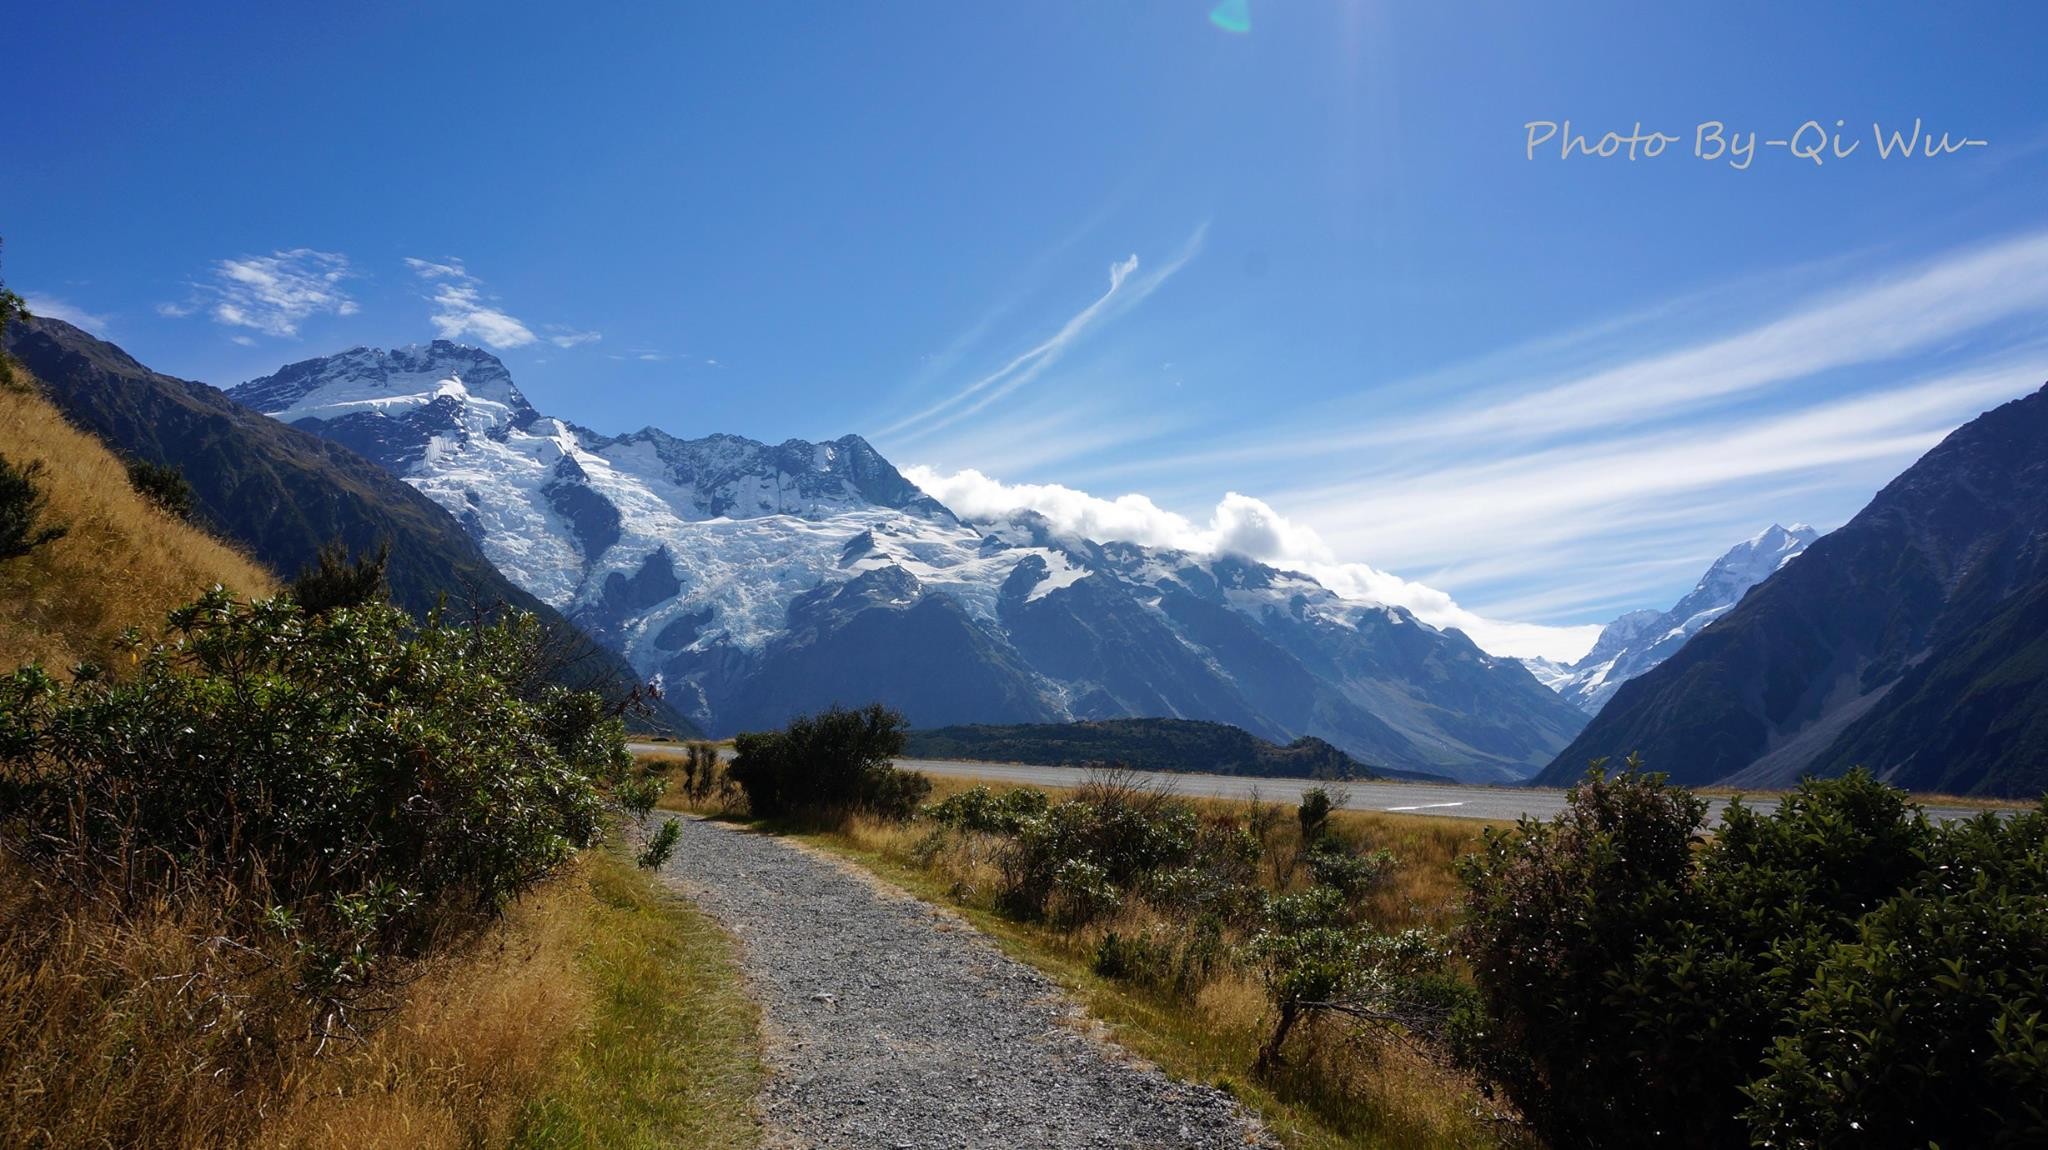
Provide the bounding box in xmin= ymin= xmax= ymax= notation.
xmin=630 ymin=745 xmax=2011 ymax=825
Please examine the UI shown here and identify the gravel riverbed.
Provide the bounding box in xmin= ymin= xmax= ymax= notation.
xmin=649 ymin=814 xmax=1273 ymax=1149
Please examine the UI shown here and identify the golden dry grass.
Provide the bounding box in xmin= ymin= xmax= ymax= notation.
xmin=0 ymin=855 xmax=314 ymax=1149
xmin=0 ymin=838 xmax=762 ymax=1150
xmin=0 ymin=380 xmax=276 ymax=671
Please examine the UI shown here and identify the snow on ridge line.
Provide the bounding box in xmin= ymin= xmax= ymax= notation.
xmin=231 ymin=343 xmax=1462 ymax=682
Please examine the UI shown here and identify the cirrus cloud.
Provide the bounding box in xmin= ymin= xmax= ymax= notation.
xmin=159 ymin=249 xmax=359 ymax=338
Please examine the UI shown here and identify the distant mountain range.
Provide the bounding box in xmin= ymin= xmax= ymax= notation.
xmin=17 ymin=323 xmax=2041 ymax=796
xmin=229 ymin=342 xmax=1590 ymax=783
xmin=1522 ymin=524 xmax=1819 ymax=712
xmin=904 ymin=718 xmax=1405 ymax=780
xmin=5 ymin=317 xmax=695 ymax=735
xmin=1542 ymin=382 xmax=2048 ymax=798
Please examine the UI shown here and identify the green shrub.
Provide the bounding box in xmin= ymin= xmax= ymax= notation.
xmin=1138 ymin=864 xmax=1266 ymax=930
xmin=1744 ymin=805 xmax=2048 ymax=1149
xmin=1093 ymin=929 xmax=1165 ymax=981
xmin=726 ymin=703 xmax=927 ymax=820
xmin=0 ymin=453 xmax=67 ymax=559
xmin=1048 ymin=856 xmax=1120 ymax=929
xmin=1305 ymin=840 xmax=1395 ymax=899
xmin=925 ymin=784 xmax=1051 ymax=834
xmin=679 ymin=740 xmax=723 ymax=800
xmin=864 ymin=760 xmax=934 ymax=821
xmin=0 ymin=588 xmax=633 ymax=1001
xmin=1458 ymin=761 xmax=2046 ymax=1149
xmin=615 ymin=772 xmax=667 ymax=818
xmin=124 ymin=458 xmax=194 ymax=520
xmin=637 ymin=818 xmax=682 ymax=869
xmin=1297 ymin=786 xmax=1336 ymax=842
xmin=995 ymin=772 xmax=1199 ymax=920
xmin=290 ymin=540 xmax=392 ymax=615
xmin=1248 ymin=905 xmax=1449 ymax=1071
xmin=1455 ymin=759 xmax=1710 ymax=1145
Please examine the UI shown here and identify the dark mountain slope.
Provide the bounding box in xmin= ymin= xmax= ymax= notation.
xmin=1540 ymin=383 xmax=2048 ymax=795
xmin=6 ymin=316 xmax=694 ymax=734
xmin=1811 ymin=573 xmax=2048 ymax=797
xmin=905 ymin=718 xmax=1383 ymax=779
xmin=722 ymin=567 xmax=1056 ymax=732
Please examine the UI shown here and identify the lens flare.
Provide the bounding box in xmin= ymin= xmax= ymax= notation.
xmin=1209 ymin=0 xmax=1250 ymax=34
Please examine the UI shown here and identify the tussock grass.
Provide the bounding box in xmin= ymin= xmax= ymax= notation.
xmin=0 ymin=854 xmax=312 ymax=1149
xmin=663 ymin=765 xmax=1528 ymax=1150
xmin=0 ymin=837 xmax=761 ymax=1149
xmin=0 ymin=381 xmax=275 ymax=671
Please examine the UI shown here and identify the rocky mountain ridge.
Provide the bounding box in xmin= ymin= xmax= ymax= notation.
xmin=232 ymin=342 xmax=1591 ymax=782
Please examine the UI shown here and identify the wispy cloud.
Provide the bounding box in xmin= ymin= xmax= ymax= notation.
xmin=1126 ymin=227 xmax=2048 ymax=480
xmin=1270 ymin=356 xmax=2043 ymax=590
xmin=1024 ymin=228 xmax=2048 ymax=630
xmin=21 ymin=294 xmax=109 ymax=332
xmin=882 ymin=223 xmax=1208 ymax=442
xmin=904 ymin=465 xmax=1602 ymax=661
xmin=545 ymin=324 xmax=602 ymax=349
xmin=1383 ymin=228 xmax=2048 ymax=450
xmin=404 ymin=257 xmax=537 ymax=349
xmin=159 ymin=249 xmax=358 ymax=339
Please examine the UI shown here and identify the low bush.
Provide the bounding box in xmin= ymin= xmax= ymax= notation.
xmin=1459 ymin=759 xmax=2048 ymax=1149
xmin=1 ymin=589 xmax=635 ymax=1012
xmin=925 ymin=783 xmax=1051 ymax=834
xmin=0 ymin=587 xmax=642 ymax=1143
xmin=1297 ymin=785 xmax=1338 ymax=842
xmin=0 ymin=452 xmax=67 ymax=559
xmin=727 ymin=703 xmax=930 ymax=820
xmin=637 ymin=817 xmax=683 ymax=869
xmin=994 ymin=773 xmax=1201 ymax=921
xmin=291 ymin=539 xmax=392 ymax=615
xmin=1305 ymin=838 xmax=1396 ymax=899
xmin=678 ymin=739 xmax=724 ymax=800
xmin=124 ymin=458 xmax=194 ymax=520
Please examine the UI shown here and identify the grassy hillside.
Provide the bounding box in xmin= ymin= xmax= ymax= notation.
xmin=0 ymin=378 xmax=274 ymax=670
xmin=1 ymin=323 xmax=754 ymax=1146
xmin=906 ymin=717 xmax=1383 ymax=778
xmin=5 ymin=315 xmax=695 ymax=734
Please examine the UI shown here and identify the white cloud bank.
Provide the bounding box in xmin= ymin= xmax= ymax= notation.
xmin=405 ymin=257 xmax=538 ymax=349
xmin=903 ymin=465 xmax=1602 ymax=662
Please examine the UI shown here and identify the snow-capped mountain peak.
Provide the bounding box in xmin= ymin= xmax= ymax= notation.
xmin=233 ymin=341 xmax=537 ymax=429
xmin=1524 ymin=524 xmax=1821 ymax=714
xmin=231 ymin=347 xmax=1591 ymax=782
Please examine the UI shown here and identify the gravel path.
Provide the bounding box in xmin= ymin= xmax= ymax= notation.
xmin=648 ymin=814 xmax=1272 ymax=1149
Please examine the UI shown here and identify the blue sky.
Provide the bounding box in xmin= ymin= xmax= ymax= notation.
xmin=7 ymin=2 xmax=2048 ymax=658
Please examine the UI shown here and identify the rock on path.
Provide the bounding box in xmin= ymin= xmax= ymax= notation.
xmin=650 ymin=814 xmax=1272 ymax=1149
